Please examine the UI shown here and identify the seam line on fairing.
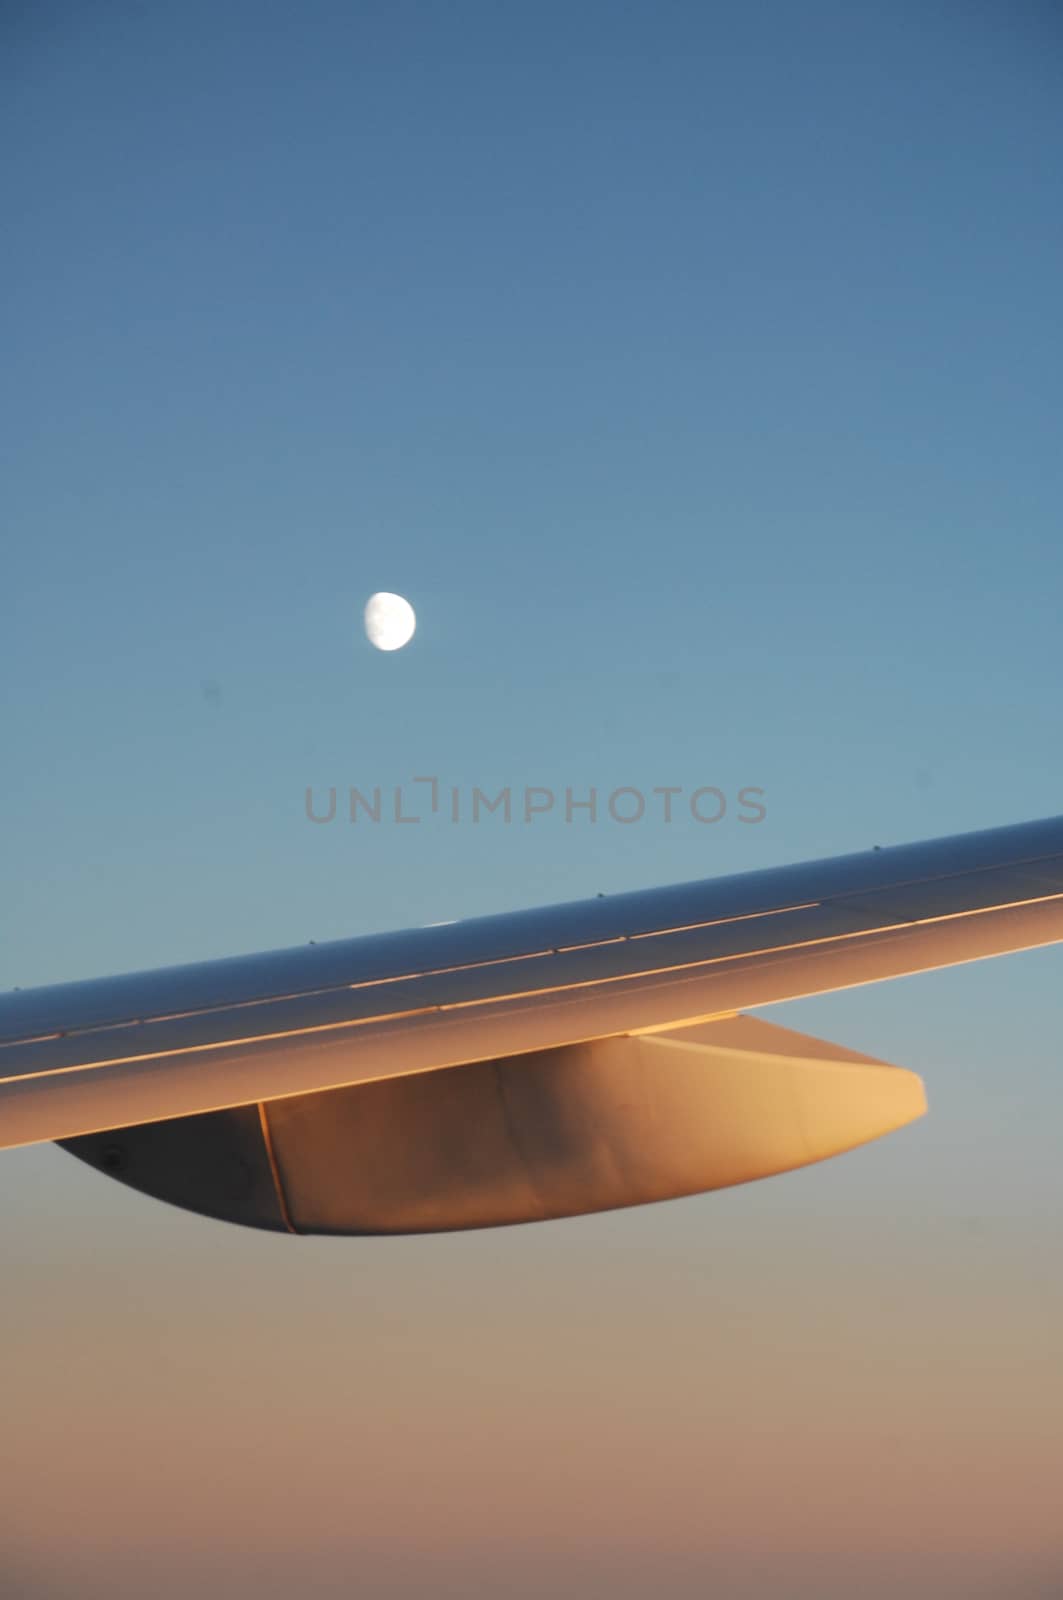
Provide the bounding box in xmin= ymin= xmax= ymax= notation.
xmin=257 ymin=1102 xmax=297 ymax=1235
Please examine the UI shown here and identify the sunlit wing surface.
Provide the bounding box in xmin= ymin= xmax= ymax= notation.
xmin=58 ymin=1017 xmax=926 ymax=1234
xmin=3 ymin=815 xmax=1063 ymax=1231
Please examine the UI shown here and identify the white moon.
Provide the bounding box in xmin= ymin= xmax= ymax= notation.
xmin=364 ymin=592 xmax=416 ymax=652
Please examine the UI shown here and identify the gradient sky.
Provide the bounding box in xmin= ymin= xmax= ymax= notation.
xmin=3 ymin=3 xmax=1063 ymax=1595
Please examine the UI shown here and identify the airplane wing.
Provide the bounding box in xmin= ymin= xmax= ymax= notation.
xmin=2 ymin=813 xmax=1062 ymax=1232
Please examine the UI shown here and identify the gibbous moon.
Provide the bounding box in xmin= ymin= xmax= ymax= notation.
xmin=364 ymin=592 xmax=416 ymax=652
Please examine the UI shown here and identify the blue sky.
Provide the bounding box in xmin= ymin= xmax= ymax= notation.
xmin=3 ymin=4 xmax=1063 ymax=1595
xmin=5 ymin=0 xmax=1063 ymax=980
